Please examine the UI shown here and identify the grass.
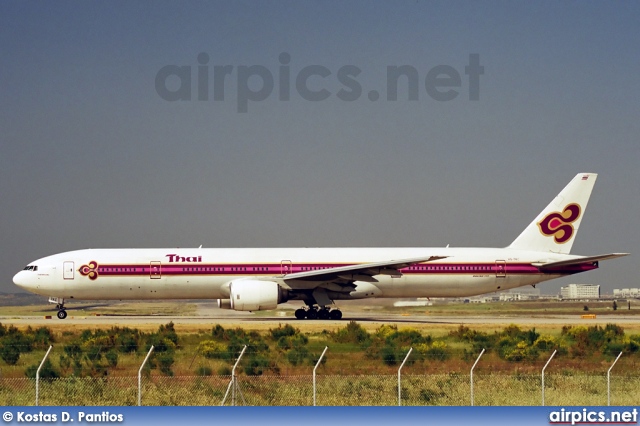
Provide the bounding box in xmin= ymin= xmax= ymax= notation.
xmin=0 ymin=302 xmax=198 ymax=318
xmin=3 ymin=373 xmax=639 ymax=406
xmin=2 ymin=321 xmax=640 ymax=377
xmin=3 ymin=316 xmax=640 ymax=406
xmin=379 ymin=299 xmax=640 ymax=316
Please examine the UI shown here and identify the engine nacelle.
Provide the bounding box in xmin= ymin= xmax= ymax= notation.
xmin=344 ymin=281 xmax=383 ymax=299
xmin=227 ymin=280 xmax=288 ymax=311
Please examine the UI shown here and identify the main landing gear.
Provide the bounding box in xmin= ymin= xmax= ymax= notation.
xmin=294 ymin=306 xmax=342 ymax=320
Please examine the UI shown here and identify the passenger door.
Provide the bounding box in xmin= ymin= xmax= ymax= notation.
xmin=63 ymin=261 xmax=74 ymax=280
xmin=150 ymin=261 xmax=162 ymax=279
xmin=280 ymin=260 xmax=292 ymax=276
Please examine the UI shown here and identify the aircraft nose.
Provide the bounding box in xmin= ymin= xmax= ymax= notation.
xmin=13 ymin=271 xmax=30 ymax=290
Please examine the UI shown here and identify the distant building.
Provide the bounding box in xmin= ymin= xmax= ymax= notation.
xmin=560 ymin=284 xmax=600 ymax=299
xmin=498 ymin=287 xmax=542 ymax=301
xmin=613 ymin=288 xmax=640 ymax=298
xmin=393 ymin=300 xmax=433 ymax=307
xmin=465 ymin=287 xmax=542 ymax=303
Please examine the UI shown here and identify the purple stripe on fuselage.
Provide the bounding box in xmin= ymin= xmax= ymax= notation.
xmin=88 ymin=261 xmax=598 ymax=278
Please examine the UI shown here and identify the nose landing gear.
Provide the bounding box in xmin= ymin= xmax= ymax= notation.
xmin=48 ymin=297 xmax=67 ymax=320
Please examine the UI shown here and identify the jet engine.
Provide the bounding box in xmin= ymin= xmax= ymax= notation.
xmin=217 ymin=280 xmax=288 ymax=311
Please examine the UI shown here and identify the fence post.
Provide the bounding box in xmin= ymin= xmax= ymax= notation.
xmin=232 ymin=345 xmax=247 ymax=406
xmin=35 ymin=345 xmax=53 ymax=406
xmin=398 ymin=348 xmax=413 ymax=406
xmin=137 ymin=345 xmax=154 ymax=406
xmin=541 ymin=349 xmax=557 ymax=406
xmin=313 ymin=347 xmax=328 ymax=406
xmin=221 ymin=345 xmax=247 ymax=406
xmin=607 ymin=352 xmax=623 ymax=406
xmin=470 ymin=348 xmax=485 ymax=406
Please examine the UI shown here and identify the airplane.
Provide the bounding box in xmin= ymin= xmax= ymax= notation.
xmin=13 ymin=173 xmax=628 ymax=320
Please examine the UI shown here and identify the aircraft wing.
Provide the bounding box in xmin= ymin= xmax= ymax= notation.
xmin=279 ymin=255 xmax=447 ymax=291
xmin=535 ymin=253 xmax=629 ymax=271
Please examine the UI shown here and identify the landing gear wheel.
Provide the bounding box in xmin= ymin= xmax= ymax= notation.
xmin=318 ymin=309 xmax=330 ymax=320
xmin=57 ymin=310 xmax=67 ymax=320
xmin=306 ymin=309 xmax=318 ymax=320
xmin=295 ymin=308 xmax=306 ymax=319
xmin=329 ymin=310 xmax=342 ymax=320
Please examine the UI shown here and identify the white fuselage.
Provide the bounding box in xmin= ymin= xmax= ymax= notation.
xmin=13 ymin=247 xmax=591 ymax=302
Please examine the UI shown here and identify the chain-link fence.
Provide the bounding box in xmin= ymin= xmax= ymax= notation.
xmin=2 ymin=373 xmax=640 ymax=406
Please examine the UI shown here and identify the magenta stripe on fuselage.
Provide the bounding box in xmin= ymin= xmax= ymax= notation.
xmin=88 ymin=261 xmax=596 ymax=278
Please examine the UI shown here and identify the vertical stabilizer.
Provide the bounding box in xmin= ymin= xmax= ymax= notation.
xmin=508 ymin=173 xmax=597 ymax=254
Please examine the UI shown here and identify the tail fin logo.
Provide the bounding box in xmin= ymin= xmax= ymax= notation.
xmin=537 ymin=203 xmax=581 ymax=244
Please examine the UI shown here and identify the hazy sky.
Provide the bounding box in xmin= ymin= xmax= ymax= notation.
xmin=1 ymin=1 xmax=638 ymax=295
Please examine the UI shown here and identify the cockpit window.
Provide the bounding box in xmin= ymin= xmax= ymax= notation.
xmin=23 ymin=265 xmax=38 ymax=271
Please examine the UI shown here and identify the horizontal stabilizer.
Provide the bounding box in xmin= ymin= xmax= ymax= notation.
xmin=535 ymin=253 xmax=629 ymax=270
